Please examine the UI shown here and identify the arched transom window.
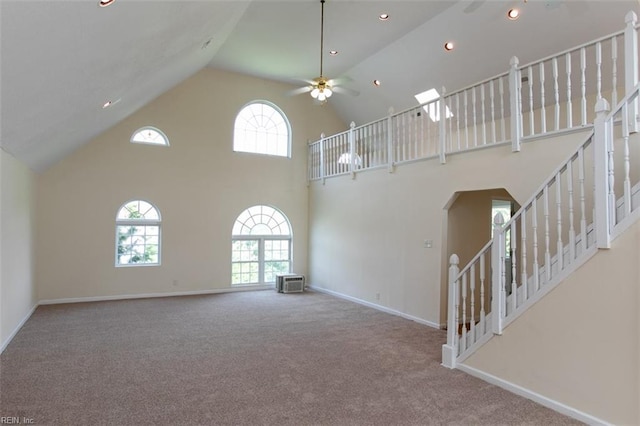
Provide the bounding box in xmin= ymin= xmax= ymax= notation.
xmin=233 ymin=101 xmax=290 ymax=157
xmin=231 ymin=205 xmax=292 ymax=285
xmin=130 ymin=126 xmax=169 ymax=146
xmin=116 ymin=200 xmax=161 ymax=266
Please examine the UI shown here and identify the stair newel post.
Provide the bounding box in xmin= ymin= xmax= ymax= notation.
xmin=491 ymin=212 xmax=506 ymax=335
xmin=439 ymin=86 xmax=447 ymax=164
xmin=594 ymin=98 xmax=612 ymax=249
xmin=387 ymin=107 xmax=395 ymax=173
xmin=442 ymin=254 xmax=460 ymax=369
xmin=319 ymin=133 xmax=326 ymax=185
xmin=349 ymin=121 xmax=356 ymax=179
xmin=624 ymin=11 xmax=638 ymax=134
xmin=509 ymin=56 xmax=522 ymax=152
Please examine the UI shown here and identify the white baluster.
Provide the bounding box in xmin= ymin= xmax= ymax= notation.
xmin=567 ymin=160 xmax=576 ymax=261
xmin=608 ymin=124 xmax=616 ymax=226
xmin=443 ymin=254 xmax=460 ymax=368
xmin=578 ymin=146 xmax=587 ymax=252
xmin=479 ymin=252 xmax=486 ymax=334
xmin=540 ymin=63 xmax=547 ymax=134
xmin=596 ymin=41 xmax=602 ymax=99
xmin=464 ymin=90 xmax=469 ymax=149
xmin=553 ymin=57 xmax=560 ymax=131
xmin=319 ymin=133 xmax=325 ymax=184
xmin=510 ymin=221 xmax=517 ymax=313
xmin=499 ymin=77 xmax=506 ymax=141
xmin=469 ymin=264 xmax=476 ymax=344
xmin=491 ymin=212 xmax=506 ymax=335
xmin=461 ymin=272 xmax=467 ymax=352
xmin=520 ymin=211 xmax=528 ymax=301
xmin=581 ymin=47 xmax=587 ymax=126
xmin=456 ymin=93 xmax=461 ymax=151
xmin=481 ymin=84 xmax=487 ymax=144
xmin=528 ymin=65 xmax=534 ymax=136
xmin=611 ymin=36 xmax=618 ymax=107
xmin=544 ymin=186 xmax=551 ymax=283
xmin=566 ymin=52 xmax=573 ymax=129
xmin=594 ymin=97 xmax=611 ymax=248
xmin=624 ymin=11 xmax=638 ymax=133
xmin=490 ymin=80 xmax=497 ymax=143
xmin=532 ymin=200 xmax=540 ymax=291
xmin=447 ymin=97 xmax=453 ymax=155
xmin=623 ymin=102 xmax=632 ymax=219
xmin=387 ymin=107 xmax=394 ymax=172
xmin=472 ymin=87 xmax=478 ymax=147
xmin=556 ymin=172 xmax=564 ymax=271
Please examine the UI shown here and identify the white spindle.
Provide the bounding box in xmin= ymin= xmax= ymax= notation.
xmin=510 ymin=221 xmax=517 ymax=313
xmin=611 ymin=36 xmax=618 ymax=107
xmin=578 ymin=146 xmax=587 ymax=253
xmin=444 ymin=254 xmax=460 ymax=367
xmin=596 ymin=41 xmax=602 ymax=99
xmin=472 ymin=87 xmax=478 ymax=147
xmin=464 ymin=90 xmax=469 ymax=149
xmin=520 ymin=211 xmax=528 ymax=301
xmin=456 ymin=93 xmax=461 ymax=151
xmin=528 ymin=66 xmax=534 ymax=136
xmin=499 ymin=77 xmax=506 ymax=141
xmin=623 ymin=102 xmax=632 ymax=219
xmin=532 ymin=200 xmax=540 ymax=291
xmin=625 ymin=11 xmax=639 ymax=133
xmin=580 ymin=47 xmax=587 ymax=126
xmin=544 ymin=186 xmax=551 ymax=283
xmin=594 ymin=98 xmax=611 ymax=248
xmin=556 ymin=172 xmax=564 ymax=271
xmin=540 ymin=63 xmax=547 ymax=134
xmin=553 ymin=57 xmax=560 ymax=131
xmin=469 ymin=264 xmax=476 ymax=344
xmin=481 ymin=84 xmax=487 ymax=144
xmin=461 ymin=272 xmax=467 ymax=352
xmin=490 ymin=80 xmax=497 ymax=143
xmin=567 ymin=160 xmax=576 ymax=261
xmin=607 ymin=123 xmax=616 ymax=226
xmin=479 ymin=252 xmax=486 ymax=334
xmin=566 ymin=53 xmax=573 ymax=129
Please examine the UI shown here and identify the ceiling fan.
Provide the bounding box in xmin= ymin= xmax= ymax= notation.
xmin=288 ymin=0 xmax=358 ymax=103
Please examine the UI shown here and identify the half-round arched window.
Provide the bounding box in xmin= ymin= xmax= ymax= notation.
xmin=115 ymin=200 xmax=161 ymax=266
xmin=130 ymin=126 xmax=169 ymax=146
xmin=231 ymin=205 xmax=292 ymax=285
xmin=233 ymin=101 xmax=290 ymax=157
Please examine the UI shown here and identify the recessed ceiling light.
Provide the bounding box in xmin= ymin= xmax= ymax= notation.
xmin=98 ymin=0 xmax=115 ymax=7
xmin=444 ymin=41 xmax=454 ymax=51
xmin=102 ymin=101 xmax=113 ymax=108
xmin=379 ymin=13 xmax=389 ymax=21
xmin=507 ymin=8 xmax=520 ymax=20
xmin=329 ymin=50 xmax=338 ymax=56
xmin=373 ymin=79 xmax=381 ymax=86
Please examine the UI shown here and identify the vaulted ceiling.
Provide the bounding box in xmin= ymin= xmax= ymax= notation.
xmin=1 ymin=0 xmax=637 ymax=172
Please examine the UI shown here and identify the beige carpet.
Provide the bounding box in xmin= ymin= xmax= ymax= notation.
xmin=0 ymin=290 xmax=582 ymax=425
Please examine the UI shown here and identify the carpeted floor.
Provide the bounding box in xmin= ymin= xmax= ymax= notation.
xmin=0 ymin=290 xmax=582 ymax=425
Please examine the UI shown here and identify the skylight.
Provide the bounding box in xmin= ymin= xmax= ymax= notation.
xmin=414 ymin=88 xmax=453 ymax=122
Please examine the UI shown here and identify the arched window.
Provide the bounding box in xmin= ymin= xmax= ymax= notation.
xmin=231 ymin=205 xmax=292 ymax=285
xmin=233 ymin=101 xmax=290 ymax=157
xmin=130 ymin=126 xmax=169 ymax=146
xmin=116 ymin=200 xmax=161 ymax=266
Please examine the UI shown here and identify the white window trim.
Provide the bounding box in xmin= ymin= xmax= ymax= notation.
xmin=233 ymin=100 xmax=292 ymax=158
xmin=130 ymin=126 xmax=170 ymax=147
xmin=115 ymin=201 xmax=162 ymax=268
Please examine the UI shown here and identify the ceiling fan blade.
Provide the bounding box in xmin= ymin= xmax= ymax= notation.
xmin=285 ymin=86 xmax=312 ymax=97
xmin=332 ymin=86 xmax=360 ymax=97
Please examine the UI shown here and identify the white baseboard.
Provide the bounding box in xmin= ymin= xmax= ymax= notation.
xmin=38 ymin=285 xmax=273 ymax=305
xmin=456 ymin=363 xmax=612 ymax=426
xmin=1 ymin=303 xmax=38 ymax=354
xmin=308 ymin=285 xmax=440 ymax=329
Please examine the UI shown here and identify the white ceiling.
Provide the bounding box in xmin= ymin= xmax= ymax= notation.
xmin=1 ymin=0 xmax=638 ymax=172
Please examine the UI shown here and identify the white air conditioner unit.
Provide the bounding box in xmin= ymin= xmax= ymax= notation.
xmin=276 ymin=274 xmax=305 ymax=293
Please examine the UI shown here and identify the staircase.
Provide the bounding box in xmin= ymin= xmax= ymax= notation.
xmin=442 ymin=88 xmax=640 ymax=367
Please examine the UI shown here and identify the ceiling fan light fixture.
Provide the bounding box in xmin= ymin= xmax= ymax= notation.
xmin=324 ymin=87 xmax=333 ymax=98
xmin=311 ymin=88 xmax=320 ymax=99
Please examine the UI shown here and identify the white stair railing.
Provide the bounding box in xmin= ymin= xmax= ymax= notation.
xmin=308 ymin=12 xmax=638 ymax=183
xmin=443 ymin=83 xmax=640 ymax=368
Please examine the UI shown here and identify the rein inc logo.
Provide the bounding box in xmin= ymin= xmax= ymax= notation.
xmin=0 ymin=418 xmax=34 ymax=424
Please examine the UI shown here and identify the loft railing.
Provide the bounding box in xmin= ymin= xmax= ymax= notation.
xmin=309 ymin=12 xmax=639 ymax=183
xmin=442 ymin=82 xmax=640 ymax=368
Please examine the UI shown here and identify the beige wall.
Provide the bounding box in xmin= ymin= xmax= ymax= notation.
xmin=308 ymin=130 xmax=591 ymax=325
xmin=465 ymin=219 xmax=640 ymax=425
xmin=1 ymin=149 xmax=37 ymax=350
xmin=36 ymin=68 xmax=345 ymax=301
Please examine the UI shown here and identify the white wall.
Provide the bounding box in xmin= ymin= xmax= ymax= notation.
xmin=308 ymin=131 xmax=591 ymax=326
xmin=464 ymin=219 xmax=640 ymax=425
xmin=1 ymin=149 xmax=37 ymax=351
xmin=36 ymin=68 xmax=345 ymax=301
